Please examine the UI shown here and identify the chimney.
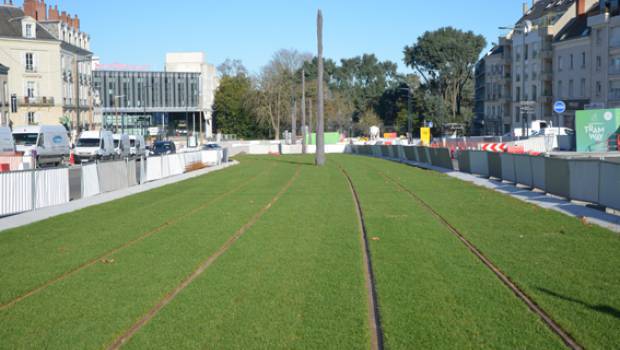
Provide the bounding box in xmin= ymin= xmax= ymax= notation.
xmin=522 ymin=1 xmax=529 ymax=15
xmin=73 ymin=14 xmax=80 ymax=30
xmin=36 ymin=0 xmax=47 ymax=21
xmin=60 ymin=11 xmax=68 ymax=25
xmin=23 ymin=0 xmax=36 ymax=18
xmin=48 ymin=5 xmax=59 ymax=21
xmin=576 ymin=0 xmax=586 ymax=16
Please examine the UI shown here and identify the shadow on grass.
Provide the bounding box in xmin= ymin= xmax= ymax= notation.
xmin=240 ymin=155 xmax=316 ymax=167
xmin=537 ymin=287 xmax=620 ymax=320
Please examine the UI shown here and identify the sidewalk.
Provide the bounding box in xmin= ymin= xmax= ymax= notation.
xmin=380 ymin=156 xmax=620 ymax=234
xmin=0 ymin=161 xmax=239 ymax=233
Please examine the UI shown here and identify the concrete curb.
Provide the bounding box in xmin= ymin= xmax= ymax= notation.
xmin=0 ymin=161 xmax=239 ymax=233
xmin=367 ymin=155 xmax=620 ymax=234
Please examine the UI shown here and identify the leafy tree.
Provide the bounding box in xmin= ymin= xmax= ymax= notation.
xmin=404 ymin=27 xmax=486 ymax=122
xmin=213 ymin=75 xmax=257 ymax=138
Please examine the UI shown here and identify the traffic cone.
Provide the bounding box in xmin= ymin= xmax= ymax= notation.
xmin=69 ymin=152 xmax=75 ymax=166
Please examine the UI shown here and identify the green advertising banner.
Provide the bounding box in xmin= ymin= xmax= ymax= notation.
xmin=575 ymin=109 xmax=620 ymax=152
xmin=307 ymin=132 xmax=341 ymax=145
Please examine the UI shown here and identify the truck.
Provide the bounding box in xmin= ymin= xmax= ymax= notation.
xmin=12 ymin=125 xmax=70 ymax=167
xmin=0 ymin=127 xmax=15 ymax=154
xmin=74 ymin=130 xmax=115 ymax=163
xmin=113 ymin=134 xmax=131 ymax=159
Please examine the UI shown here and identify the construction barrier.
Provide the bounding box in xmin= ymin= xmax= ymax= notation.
xmin=487 ymin=152 xmax=502 ymax=179
xmin=350 ymin=145 xmax=620 ymax=212
xmin=514 ymin=155 xmax=534 ymax=188
xmin=599 ymin=161 xmax=620 ymax=210
xmin=0 ymin=171 xmax=33 ymax=216
xmin=469 ymin=151 xmax=489 ymax=178
xmin=34 ymin=168 xmax=70 ymax=209
xmin=568 ymin=159 xmax=600 ymax=204
xmin=500 ymin=153 xmax=517 ymax=183
xmin=81 ymin=163 xmax=100 ymax=198
xmin=97 ymin=160 xmax=129 ymax=194
xmin=545 ymin=157 xmax=571 ymax=199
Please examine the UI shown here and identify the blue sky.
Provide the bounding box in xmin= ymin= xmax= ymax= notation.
xmin=21 ymin=1 xmax=528 ymax=73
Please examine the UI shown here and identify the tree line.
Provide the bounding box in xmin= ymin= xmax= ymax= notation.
xmin=213 ymin=26 xmax=487 ymax=139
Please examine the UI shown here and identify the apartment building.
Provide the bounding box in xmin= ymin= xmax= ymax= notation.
xmin=588 ymin=0 xmax=620 ymax=109
xmin=0 ymin=0 xmax=93 ymax=129
xmin=477 ymin=0 xmax=598 ymax=135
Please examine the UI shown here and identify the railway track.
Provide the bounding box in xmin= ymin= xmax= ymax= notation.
xmin=371 ymin=167 xmax=583 ymax=350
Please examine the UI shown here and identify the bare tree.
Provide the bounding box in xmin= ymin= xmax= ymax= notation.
xmin=217 ymin=58 xmax=248 ymax=78
xmin=316 ymin=10 xmax=326 ymax=166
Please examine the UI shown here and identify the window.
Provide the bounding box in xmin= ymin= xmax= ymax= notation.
xmin=25 ymin=53 xmax=34 ymax=72
xmin=524 ymin=45 xmax=529 ymax=60
xmin=558 ymin=56 xmax=563 ymax=71
xmin=26 ymin=81 xmax=35 ymax=98
xmin=569 ymin=54 xmax=574 ymax=70
xmin=596 ymin=81 xmax=602 ymax=97
xmin=25 ymin=24 xmax=33 ymax=38
xmin=515 ymin=107 xmax=521 ymax=123
xmin=611 ymin=55 xmax=620 ymax=74
xmin=27 ymin=112 xmax=35 ymax=125
xmin=580 ymin=78 xmax=586 ymax=97
xmin=611 ymin=27 xmax=620 ymax=47
xmin=581 ymin=52 xmax=586 ymax=68
xmin=516 ymin=87 xmax=521 ymax=101
xmin=558 ymin=80 xmax=563 ymax=97
xmin=532 ymin=85 xmax=538 ymax=100
xmin=568 ymin=79 xmax=574 ymax=97
xmin=596 ymin=56 xmax=602 ymax=71
xmin=610 ymin=80 xmax=620 ymax=100
xmin=596 ymin=29 xmax=602 ymax=45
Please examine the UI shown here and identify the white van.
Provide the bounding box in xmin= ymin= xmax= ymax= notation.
xmin=0 ymin=127 xmax=15 ymax=154
xmin=129 ymin=135 xmax=146 ymax=157
xmin=113 ymin=134 xmax=131 ymax=159
xmin=74 ymin=130 xmax=115 ymax=163
xmin=12 ymin=125 xmax=70 ymax=167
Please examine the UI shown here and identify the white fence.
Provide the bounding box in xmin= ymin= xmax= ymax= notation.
xmin=0 ymin=150 xmax=224 ymax=217
xmin=1 ymin=168 xmax=69 ymax=216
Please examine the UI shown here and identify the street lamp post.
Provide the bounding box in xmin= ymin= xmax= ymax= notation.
xmin=399 ymin=86 xmax=414 ymax=144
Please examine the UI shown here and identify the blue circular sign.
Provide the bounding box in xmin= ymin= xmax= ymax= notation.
xmin=553 ymin=101 xmax=566 ymax=114
xmin=53 ymin=136 xmax=63 ymax=144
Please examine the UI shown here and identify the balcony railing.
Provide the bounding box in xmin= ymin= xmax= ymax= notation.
xmin=19 ymin=96 xmax=54 ymax=107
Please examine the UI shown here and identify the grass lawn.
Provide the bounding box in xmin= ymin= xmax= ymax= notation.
xmin=343 ymin=154 xmax=620 ymax=349
xmin=335 ymin=156 xmax=563 ymax=349
xmin=0 ymin=154 xmax=617 ymax=349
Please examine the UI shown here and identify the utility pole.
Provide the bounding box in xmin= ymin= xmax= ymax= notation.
xmin=301 ymin=69 xmax=307 ymax=154
xmin=291 ymin=99 xmax=297 ymax=145
xmin=315 ymin=9 xmax=326 ymax=166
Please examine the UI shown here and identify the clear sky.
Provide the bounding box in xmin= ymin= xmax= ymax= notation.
xmin=19 ymin=0 xmax=529 ymax=73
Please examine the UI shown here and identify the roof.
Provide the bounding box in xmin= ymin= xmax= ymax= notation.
xmin=517 ymin=0 xmax=575 ymax=25
xmin=489 ymin=45 xmax=504 ymax=56
xmin=0 ymin=5 xmax=56 ymax=41
xmin=554 ymin=15 xmax=590 ymax=42
xmin=60 ymin=41 xmax=92 ymax=56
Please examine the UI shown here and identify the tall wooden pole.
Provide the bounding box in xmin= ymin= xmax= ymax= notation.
xmin=291 ymin=99 xmax=297 ymax=144
xmin=301 ymin=69 xmax=307 ymax=154
xmin=315 ymin=9 xmax=326 ymax=166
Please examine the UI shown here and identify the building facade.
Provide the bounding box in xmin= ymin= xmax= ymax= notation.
xmin=0 ymin=63 xmax=8 ymax=126
xmin=92 ymin=70 xmax=202 ymax=137
xmin=165 ymin=52 xmax=219 ymax=138
xmin=0 ymin=1 xmax=93 ymax=130
xmin=476 ymin=0 xmax=601 ymax=135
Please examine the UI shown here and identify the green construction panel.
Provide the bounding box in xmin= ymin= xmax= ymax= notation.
xmin=575 ymin=109 xmax=620 ymax=152
xmin=307 ymin=132 xmax=341 ymax=145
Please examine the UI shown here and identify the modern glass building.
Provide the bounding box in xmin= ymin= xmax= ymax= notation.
xmin=92 ymin=70 xmax=202 ymax=137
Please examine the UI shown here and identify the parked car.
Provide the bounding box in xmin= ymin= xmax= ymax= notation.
xmin=74 ymin=130 xmax=115 ymax=163
xmin=129 ymin=135 xmax=146 ymax=157
xmin=200 ymin=143 xmax=222 ymax=150
xmin=113 ymin=134 xmax=131 ymax=159
xmin=0 ymin=127 xmax=15 ymax=154
xmin=151 ymin=141 xmax=176 ymax=156
xmin=12 ymin=125 xmax=70 ymax=167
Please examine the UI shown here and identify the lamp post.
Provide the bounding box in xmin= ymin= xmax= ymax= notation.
xmin=399 ymin=86 xmax=414 ymax=144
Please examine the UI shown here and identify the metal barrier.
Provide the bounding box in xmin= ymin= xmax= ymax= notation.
xmin=599 ymin=161 xmax=620 ymax=210
xmin=469 ymin=151 xmax=489 ymax=177
xmin=499 ymin=153 xmax=516 ymax=183
xmin=514 ymin=155 xmax=534 ymax=188
xmin=568 ymin=159 xmax=600 ymax=204
xmin=0 ymin=168 xmax=70 ymax=216
xmin=487 ymin=153 xmax=502 ymax=179
xmin=545 ymin=157 xmax=571 ymax=199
